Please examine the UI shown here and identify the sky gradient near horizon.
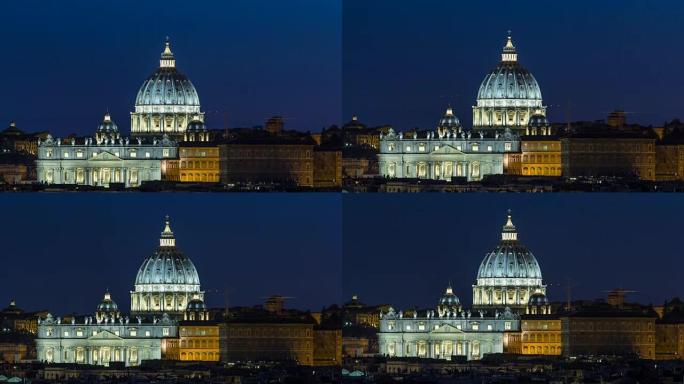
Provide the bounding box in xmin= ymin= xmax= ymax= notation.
xmin=0 ymin=0 xmax=341 ymax=137
xmin=342 ymin=194 xmax=684 ymax=310
xmin=0 ymin=194 xmax=342 ymax=315
xmin=343 ymin=0 xmax=684 ymax=130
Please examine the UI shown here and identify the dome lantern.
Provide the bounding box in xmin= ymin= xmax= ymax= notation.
xmin=160 ymin=37 xmax=175 ymax=68
xmin=501 ymin=31 xmax=517 ymax=62
xmin=160 ymin=215 xmax=175 ymax=247
xmin=501 ymin=210 xmax=517 ymax=241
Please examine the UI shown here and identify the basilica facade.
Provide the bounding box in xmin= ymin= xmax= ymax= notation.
xmin=378 ymin=291 xmax=520 ymax=361
xmin=36 ymin=113 xmax=177 ymax=187
xmin=377 ymin=107 xmax=519 ymax=182
xmin=35 ymin=293 xmax=178 ymax=367
xmin=378 ymin=211 xmax=550 ymax=361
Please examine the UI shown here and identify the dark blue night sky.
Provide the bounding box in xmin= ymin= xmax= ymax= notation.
xmin=0 ymin=194 xmax=341 ymax=315
xmin=0 ymin=0 xmax=341 ymax=137
xmin=343 ymin=0 xmax=684 ymax=130
xmin=342 ymin=194 xmax=684 ymax=310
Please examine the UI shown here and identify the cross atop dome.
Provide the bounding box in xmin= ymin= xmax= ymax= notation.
xmin=160 ymin=215 xmax=176 ymax=247
xmin=445 ymin=105 xmax=454 ymax=116
xmin=501 ymin=31 xmax=518 ymax=62
xmin=160 ymin=37 xmax=176 ymax=68
xmin=501 ymin=209 xmax=518 ymax=241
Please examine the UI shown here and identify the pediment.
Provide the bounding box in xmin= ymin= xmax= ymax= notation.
xmin=91 ymin=151 xmax=123 ymax=161
xmin=430 ymin=145 xmax=465 ymax=155
xmin=431 ymin=323 xmax=464 ymax=334
xmin=87 ymin=330 xmax=122 ymax=340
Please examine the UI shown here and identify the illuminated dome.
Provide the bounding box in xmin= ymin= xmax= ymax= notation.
xmin=134 ymin=217 xmax=200 ymax=286
xmin=187 ymin=296 xmax=206 ymax=311
xmin=130 ymin=38 xmax=204 ymax=138
xmin=528 ymin=292 xmax=548 ymax=306
xmin=439 ymin=284 xmax=460 ymax=306
xmin=131 ymin=216 xmax=203 ymax=316
xmin=134 ymin=40 xmax=200 ymax=107
xmin=97 ymin=291 xmax=119 ymax=313
xmin=472 ymin=210 xmax=546 ymax=310
xmin=97 ymin=113 xmax=119 ymax=134
xmin=437 ymin=106 xmax=463 ymax=136
xmin=186 ymin=118 xmax=205 ymax=132
xmin=528 ymin=113 xmax=548 ymax=127
xmin=437 ymin=284 xmax=461 ymax=316
xmin=476 ymin=213 xmax=542 ymax=281
xmin=472 ymin=33 xmax=546 ymax=133
xmin=96 ymin=291 xmax=120 ymax=322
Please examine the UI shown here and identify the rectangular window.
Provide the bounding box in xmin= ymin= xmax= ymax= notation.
xmin=76 ymin=330 xmax=83 ymax=337
xmin=472 ymin=324 xmax=479 ymax=330
xmin=163 ymin=327 xmax=170 ymax=336
xmin=130 ymin=329 xmax=137 ymax=337
xmin=145 ymin=330 xmax=151 ymax=337
xmin=63 ymin=152 xmax=69 ymax=158
xmin=505 ymin=321 xmax=512 ymax=330
xmin=505 ymin=142 xmax=512 ymax=151
xmin=145 ymin=152 xmax=151 ymax=158
xmin=130 ymin=151 xmax=137 ymax=158
xmin=64 ymin=331 xmax=69 ymax=337
xmin=163 ymin=148 xmax=170 ymax=157
xmin=76 ymin=151 xmax=84 ymax=158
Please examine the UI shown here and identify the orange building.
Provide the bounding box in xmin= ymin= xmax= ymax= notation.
xmin=506 ymin=138 xmax=562 ymax=176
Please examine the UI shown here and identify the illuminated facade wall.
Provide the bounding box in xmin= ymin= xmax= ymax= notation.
xmin=177 ymin=323 xmax=220 ymax=361
xmin=314 ymin=329 xmax=342 ymax=366
xmin=35 ymin=314 xmax=177 ymax=367
xmin=36 ymin=136 xmax=176 ymax=188
xmin=219 ymin=144 xmax=315 ymax=187
xmin=378 ymin=131 xmax=519 ymax=182
xmin=313 ymin=150 xmax=342 ymax=188
xmin=177 ymin=145 xmax=220 ymax=183
xmin=561 ymin=316 xmax=656 ymax=359
xmin=378 ymin=308 xmax=520 ymax=361
xmin=521 ymin=317 xmax=561 ymax=355
xmin=505 ymin=139 xmax=562 ymax=176
xmin=655 ymin=323 xmax=684 ymax=360
xmin=655 ymin=145 xmax=684 ymax=181
xmin=561 ymin=137 xmax=656 ymax=181
xmin=219 ymin=323 xmax=314 ymax=365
